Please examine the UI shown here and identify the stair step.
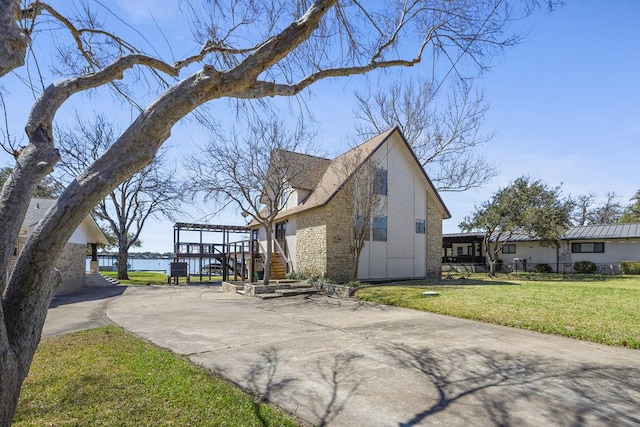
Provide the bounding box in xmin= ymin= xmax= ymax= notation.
xmin=236 ymin=290 xmax=245 ymax=295
xmin=255 ymin=293 xmax=283 ymax=300
xmin=275 ymin=288 xmax=320 ymax=297
xmin=86 ymin=273 xmax=119 ymax=287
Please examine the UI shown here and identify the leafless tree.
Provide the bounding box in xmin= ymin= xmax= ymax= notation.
xmin=570 ymin=192 xmax=622 ymax=226
xmin=187 ymin=116 xmax=314 ymax=285
xmin=570 ymin=193 xmax=596 ymax=226
xmin=54 ymin=113 xmax=184 ymax=280
xmin=587 ymin=192 xmax=622 ymax=225
xmin=0 ymin=0 xmax=558 ymax=421
xmin=354 ymin=78 xmax=497 ymax=192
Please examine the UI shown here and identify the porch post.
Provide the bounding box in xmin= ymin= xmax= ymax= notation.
xmin=89 ymin=243 xmax=99 ymax=274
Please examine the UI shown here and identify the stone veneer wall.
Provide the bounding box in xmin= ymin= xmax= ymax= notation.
xmin=7 ymin=241 xmax=87 ymax=295
xmin=323 ymin=190 xmax=355 ymax=283
xmin=426 ymin=192 xmax=443 ymax=279
xmin=55 ymin=243 xmax=87 ymax=294
xmin=295 ymin=208 xmax=328 ymax=277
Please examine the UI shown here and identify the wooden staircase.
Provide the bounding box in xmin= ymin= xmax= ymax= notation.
xmin=264 ymin=254 xmax=287 ymax=279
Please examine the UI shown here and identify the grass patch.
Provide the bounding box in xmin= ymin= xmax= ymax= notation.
xmin=102 ymin=271 xmax=168 ymax=285
xmin=356 ymin=276 xmax=640 ymax=349
xmin=14 ymin=325 xmax=298 ymax=426
xmin=102 ymin=272 xmax=224 ymax=285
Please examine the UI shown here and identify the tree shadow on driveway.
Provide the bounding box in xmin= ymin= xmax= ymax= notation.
xmin=243 ymin=346 xmax=365 ymax=427
xmin=379 ymin=343 xmax=640 ymax=426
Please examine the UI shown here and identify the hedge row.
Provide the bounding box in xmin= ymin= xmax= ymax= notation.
xmin=619 ymin=261 xmax=640 ymax=274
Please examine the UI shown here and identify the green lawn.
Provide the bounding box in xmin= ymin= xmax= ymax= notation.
xmin=355 ymin=275 xmax=640 ymax=348
xmin=102 ymin=271 xmax=223 ymax=285
xmin=14 ymin=326 xmax=298 ymax=426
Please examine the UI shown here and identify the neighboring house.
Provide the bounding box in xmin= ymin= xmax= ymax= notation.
xmin=250 ymin=127 xmax=451 ymax=282
xmin=11 ymin=198 xmax=109 ymax=295
xmin=444 ymin=223 xmax=640 ymax=273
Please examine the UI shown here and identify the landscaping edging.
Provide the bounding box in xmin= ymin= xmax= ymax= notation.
xmin=311 ymin=282 xmax=358 ymax=298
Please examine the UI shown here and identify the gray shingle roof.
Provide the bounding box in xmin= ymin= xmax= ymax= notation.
xmin=273 ymin=150 xmax=331 ymax=191
xmin=250 ymin=127 xmax=451 ymax=226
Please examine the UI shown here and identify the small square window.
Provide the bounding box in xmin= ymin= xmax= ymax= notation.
xmin=502 ymin=244 xmax=516 ymax=254
xmin=372 ymin=216 xmax=387 ymax=241
xmin=373 ymin=169 xmax=388 ymax=196
xmin=415 ymin=219 xmax=425 ymax=234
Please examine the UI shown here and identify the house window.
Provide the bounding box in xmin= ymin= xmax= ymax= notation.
xmin=456 ymin=247 xmax=463 ymax=256
xmin=572 ymin=242 xmax=604 ymax=253
xmin=374 ymin=169 xmax=388 ymax=196
xmin=275 ymin=221 xmax=286 ymax=240
xmin=415 ymin=219 xmax=425 ymax=234
xmin=280 ymin=191 xmax=287 ymax=209
xmin=502 ymin=244 xmax=516 ymax=254
xmin=372 ymin=216 xmax=387 ymax=241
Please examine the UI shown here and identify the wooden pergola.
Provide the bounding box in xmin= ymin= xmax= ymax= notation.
xmin=173 ymin=222 xmax=256 ymax=282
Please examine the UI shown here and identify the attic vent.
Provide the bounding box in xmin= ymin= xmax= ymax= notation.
xmin=36 ymin=203 xmax=40 ymax=209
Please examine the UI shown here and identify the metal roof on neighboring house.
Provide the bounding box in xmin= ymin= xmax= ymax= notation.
xmin=563 ymin=223 xmax=640 ymax=240
xmin=444 ymin=222 xmax=640 ymax=243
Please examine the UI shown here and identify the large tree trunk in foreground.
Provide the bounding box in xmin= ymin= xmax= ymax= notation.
xmin=1 ymin=269 xmax=60 ymax=426
xmin=0 ymin=0 xmax=548 ymax=422
xmin=117 ymin=235 xmax=130 ymax=280
xmin=0 ymin=5 xmax=332 ymax=419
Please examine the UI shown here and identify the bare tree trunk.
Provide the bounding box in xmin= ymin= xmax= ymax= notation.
xmin=0 ymin=0 xmax=27 ymax=78
xmin=0 ymin=352 xmax=22 ymax=426
xmin=1 ymin=271 xmax=60 ymax=425
xmin=352 ymin=248 xmax=360 ymax=281
xmin=488 ymin=261 xmax=496 ymax=276
xmin=117 ymin=238 xmax=129 ymax=280
xmin=263 ymin=226 xmax=272 ymax=286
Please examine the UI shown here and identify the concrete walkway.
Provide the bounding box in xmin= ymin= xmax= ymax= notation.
xmin=45 ymin=285 xmax=640 ymax=426
xmin=43 ymin=286 xmax=126 ymax=337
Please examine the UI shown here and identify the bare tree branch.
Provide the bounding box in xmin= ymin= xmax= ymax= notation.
xmin=354 ymin=77 xmax=496 ymax=192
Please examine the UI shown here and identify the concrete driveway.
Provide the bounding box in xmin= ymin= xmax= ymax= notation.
xmin=43 ymin=285 xmax=640 ymax=426
xmin=95 ymin=285 xmax=640 ymax=426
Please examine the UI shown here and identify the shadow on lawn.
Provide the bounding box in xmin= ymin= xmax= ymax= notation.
xmin=378 ymin=343 xmax=640 ymax=426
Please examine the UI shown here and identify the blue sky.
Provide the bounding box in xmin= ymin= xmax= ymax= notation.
xmin=3 ymin=1 xmax=640 ymax=253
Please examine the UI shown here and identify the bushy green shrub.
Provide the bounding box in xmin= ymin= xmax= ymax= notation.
xmin=344 ymin=280 xmax=362 ymax=288
xmin=533 ymin=263 xmax=553 ymax=273
xmin=308 ymin=276 xmax=336 ymax=285
xmin=574 ymin=260 xmax=597 ymax=274
xmin=619 ymin=261 xmax=640 ymax=274
xmin=285 ymin=271 xmax=307 ymax=280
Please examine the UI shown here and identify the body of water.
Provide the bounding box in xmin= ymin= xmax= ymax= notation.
xmin=86 ymin=257 xmax=172 ymax=273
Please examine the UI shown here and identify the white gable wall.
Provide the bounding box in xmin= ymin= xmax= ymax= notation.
xmin=68 ymin=221 xmax=92 ymax=245
xmin=358 ymin=132 xmax=429 ymax=280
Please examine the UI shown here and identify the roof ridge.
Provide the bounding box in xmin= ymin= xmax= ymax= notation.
xmin=272 ymin=148 xmax=331 ymax=161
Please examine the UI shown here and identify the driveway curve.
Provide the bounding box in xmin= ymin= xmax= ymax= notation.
xmin=103 ymin=285 xmax=640 ymax=426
